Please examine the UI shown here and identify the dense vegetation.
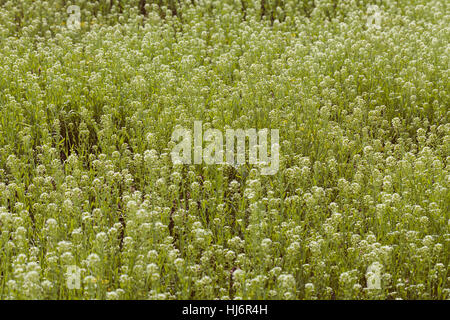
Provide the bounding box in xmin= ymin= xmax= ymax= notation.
xmin=0 ymin=0 xmax=448 ymax=299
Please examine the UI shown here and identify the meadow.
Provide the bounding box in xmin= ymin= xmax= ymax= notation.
xmin=0 ymin=0 xmax=448 ymax=299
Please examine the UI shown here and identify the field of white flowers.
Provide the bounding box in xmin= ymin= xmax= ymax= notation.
xmin=0 ymin=0 xmax=448 ymax=300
